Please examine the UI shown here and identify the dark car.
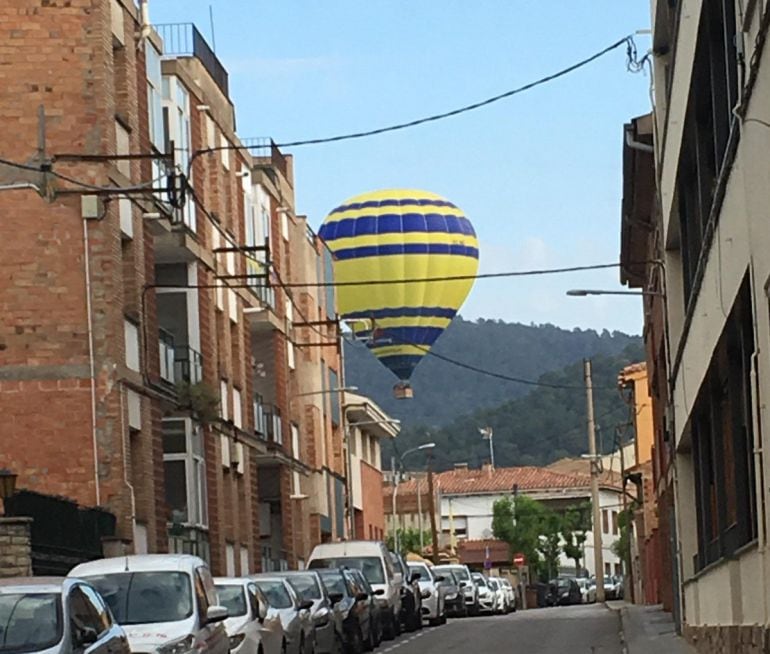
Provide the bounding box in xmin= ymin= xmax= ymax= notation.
xmin=390 ymin=552 xmax=422 ymax=631
xmin=549 ymin=578 xmax=582 ymax=606
xmin=317 ymin=568 xmax=377 ymax=654
xmin=278 ymin=570 xmax=341 ymax=654
xmin=436 ymin=569 xmax=466 ymax=617
xmin=345 ymin=569 xmax=383 ymax=647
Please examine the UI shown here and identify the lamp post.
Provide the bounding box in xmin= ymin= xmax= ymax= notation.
xmin=0 ymin=469 xmax=18 ymax=515
xmin=391 ymin=442 xmax=435 ymax=554
xmin=479 ymin=427 xmax=494 ymax=468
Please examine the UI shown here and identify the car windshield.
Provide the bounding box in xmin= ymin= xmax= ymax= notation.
xmin=408 ymin=564 xmax=430 ymax=581
xmin=447 ymin=567 xmax=470 ymax=581
xmin=86 ymin=572 xmax=193 ymax=625
xmin=215 ymin=585 xmax=247 ymax=617
xmin=318 ymin=572 xmax=347 ymax=597
xmin=488 ymin=579 xmax=499 ymax=590
xmin=557 ymin=579 xmax=571 ymax=589
xmin=286 ymin=575 xmax=321 ymax=601
xmin=0 ymin=592 xmax=62 ymax=653
xmin=473 ymin=576 xmax=487 ymax=587
xmin=309 ymin=557 xmax=385 ymax=585
xmin=255 ymin=580 xmax=293 ymax=609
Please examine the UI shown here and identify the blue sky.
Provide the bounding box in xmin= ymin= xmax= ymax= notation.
xmin=151 ymin=1 xmax=652 ymax=335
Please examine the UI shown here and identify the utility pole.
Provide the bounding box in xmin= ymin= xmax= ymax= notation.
xmin=417 ymin=474 xmax=424 ymax=552
xmin=391 ymin=456 xmax=399 ymax=553
xmin=618 ymin=425 xmax=635 ymax=603
xmin=426 ymin=453 xmax=440 ymax=564
xmin=585 ymin=359 xmax=605 ymax=602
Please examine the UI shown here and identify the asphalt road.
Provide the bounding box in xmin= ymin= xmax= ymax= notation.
xmin=380 ymin=605 xmax=623 ymax=654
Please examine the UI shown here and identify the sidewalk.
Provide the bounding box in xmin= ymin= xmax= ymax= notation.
xmin=607 ymin=601 xmax=696 ymax=654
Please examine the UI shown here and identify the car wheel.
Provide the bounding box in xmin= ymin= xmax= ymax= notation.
xmin=346 ymin=626 xmax=364 ymax=654
xmin=394 ymin=610 xmax=401 ymax=636
xmin=406 ymin=607 xmax=421 ymax=632
xmin=281 ymin=639 xmax=288 ymax=654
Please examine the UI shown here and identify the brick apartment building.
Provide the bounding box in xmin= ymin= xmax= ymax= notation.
xmin=0 ymin=0 xmax=346 ymax=574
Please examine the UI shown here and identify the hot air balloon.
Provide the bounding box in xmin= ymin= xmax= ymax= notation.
xmin=318 ymin=189 xmax=479 ymax=398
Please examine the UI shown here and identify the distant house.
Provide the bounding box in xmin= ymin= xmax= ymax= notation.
xmin=385 ymin=463 xmax=624 ymax=578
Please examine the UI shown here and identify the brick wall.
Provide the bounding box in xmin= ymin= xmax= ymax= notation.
xmin=684 ymin=625 xmax=769 ymax=654
xmin=360 ymin=461 xmax=386 ymax=540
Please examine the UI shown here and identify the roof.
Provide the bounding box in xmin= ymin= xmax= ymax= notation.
xmin=344 ymin=392 xmax=399 ymax=439
xmin=457 ymin=539 xmax=510 ymax=565
xmin=389 ymin=465 xmax=593 ymax=497
xmin=0 ymin=577 xmax=66 ymax=593
xmin=70 ymin=554 xmax=205 ymax=577
xmin=545 ymin=458 xmax=622 ymax=488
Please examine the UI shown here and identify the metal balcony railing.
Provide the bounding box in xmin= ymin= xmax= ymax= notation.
xmin=155 ymin=23 xmax=229 ymax=98
xmin=242 ymin=138 xmax=289 ymax=180
xmin=264 ymin=406 xmax=283 ymax=445
xmin=174 ymin=346 xmax=203 ymax=385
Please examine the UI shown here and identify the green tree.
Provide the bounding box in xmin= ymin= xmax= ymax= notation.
xmin=561 ymin=502 xmax=591 ymax=576
xmin=611 ymin=506 xmax=636 ymax=574
xmin=387 ymin=527 xmax=432 ymax=555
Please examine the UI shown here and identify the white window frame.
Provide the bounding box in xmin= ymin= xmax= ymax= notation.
xmin=291 ymin=423 xmax=300 ymax=460
xmin=233 ymin=388 xmax=243 ymax=429
xmin=115 ymin=120 xmax=130 ymax=178
xmin=146 ymin=42 xmax=164 ymax=153
xmin=119 ymin=197 xmax=132 ymax=239
xmin=239 ymin=546 xmax=249 ymax=575
xmin=212 ymin=230 xmax=224 ymax=311
xmin=225 ymin=543 xmax=236 ymax=576
xmin=162 ymin=418 xmax=208 ymax=528
xmin=220 ymin=379 xmax=229 ymax=421
xmin=221 ymin=433 xmax=231 ymax=469
xmin=220 ymin=133 xmax=230 ymax=170
xmin=234 ymin=442 xmax=244 ymax=476
xmin=124 ymin=319 xmax=140 ymax=371
xmin=287 ymin=341 xmax=295 ymax=370
xmin=162 ymin=75 xmax=195 ymax=231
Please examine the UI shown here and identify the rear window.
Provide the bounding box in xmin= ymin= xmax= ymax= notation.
xmin=317 ymin=571 xmax=348 ymax=597
xmin=407 ymin=564 xmax=430 ymax=581
xmin=287 ymin=575 xmax=321 ymax=601
xmin=0 ymin=592 xmax=62 ymax=653
xmin=309 ymin=557 xmax=385 ymax=585
xmin=255 ymin=580 xmax=292 ymax=609
xmin=215 ymin=585 xmax=247 ymax=617
xmin=448 ymin=566 xmax=470 ymax=581
xmin=474 ymin=576 xmax=487 ymax=587
xmin=86 ymin=572 xmax=193 ymax=625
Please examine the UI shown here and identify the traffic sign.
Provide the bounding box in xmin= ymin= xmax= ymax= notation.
xmin=513 ymin=552 xmax=526 ymax=567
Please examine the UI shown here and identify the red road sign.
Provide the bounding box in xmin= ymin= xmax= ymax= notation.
xmin=513 ymin=553 xmax=526 ymax=567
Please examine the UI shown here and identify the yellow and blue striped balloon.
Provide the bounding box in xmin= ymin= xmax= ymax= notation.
xmin=318 ymin=189 xmax=479 ymax=381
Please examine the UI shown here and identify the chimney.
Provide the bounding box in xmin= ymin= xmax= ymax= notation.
xmin=454 ymin=463 xmax=468 ymax=471
xmin=482 ymin=462 xmax=493 ymax=477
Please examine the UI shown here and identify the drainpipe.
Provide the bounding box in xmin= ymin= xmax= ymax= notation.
xmin=119 ymin=382 xmax=137 ymax=547
xmin=625 ymin=127 xmax=654 ymax=154
xmin=138 ymin=0 xmax=151 ymax=43
xmin=82 ymin=217 xmax=101 ymax=506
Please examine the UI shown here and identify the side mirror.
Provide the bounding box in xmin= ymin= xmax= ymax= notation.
xmin=409 ymin=572 xmax=421 ymax=584
xmin=298 ymin=599 xmax=314 ymax=611
xmin=434 ymin=575 xmax=445 ymax=582
xmin=459 ymin=581 xmax=467 ymax=587
xmin=76 ymin=626 xmax=99 ymax=647
xmin=373 ymin=589 xmax=386 ymax=597
xmin=420 ymin=589 xmax=431 ymax=600
xmin=328 ymin=592 xmax=344 ymax=605
xmin=206 ymin=605 xmax=229 ymax=624
xmin=355 ymin=592 xmax=369 ymax=602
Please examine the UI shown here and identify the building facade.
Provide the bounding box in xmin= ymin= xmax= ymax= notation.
xmin=621 ymin=1 xmax=770 ymax=649
xmin=0 ymin=2 xmax=346 ymax=575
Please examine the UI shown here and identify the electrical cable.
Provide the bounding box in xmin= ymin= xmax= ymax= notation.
xmin=185 ymin=33 xmax=636 ymax=174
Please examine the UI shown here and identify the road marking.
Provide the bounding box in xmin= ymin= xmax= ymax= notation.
xmin=380 ymin=627 xmax=436 ymax=652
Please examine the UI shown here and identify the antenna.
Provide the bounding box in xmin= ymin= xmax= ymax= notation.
xmin=209 ymin=5 xmax=216 ymax=53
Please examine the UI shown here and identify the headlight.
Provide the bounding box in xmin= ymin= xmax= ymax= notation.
xmin=158 ymin=634 xmax=196 ymax=654
xmin=229 ymin=634 xmax=246 ymax=651
xmin=446 ymin=593 xmax=458 ymax=601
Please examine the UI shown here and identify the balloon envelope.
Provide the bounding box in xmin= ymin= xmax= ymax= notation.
xmin=318 ymin=189 xmax=479 ymax=381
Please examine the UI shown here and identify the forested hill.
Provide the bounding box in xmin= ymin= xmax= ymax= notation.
xmin=344 ymin=316 xmax=642 ymax=430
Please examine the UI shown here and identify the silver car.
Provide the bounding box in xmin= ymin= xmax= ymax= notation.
xmin=0 ymin=577 xmax=131 ymax=654
xmin=278 ymin=571 xmax=341 ymax=654
xmin=214 ymin=577 xmax=284 ymax=654
xmin=434 ymin=564 xmax=478 ymax=615
xmin=406 ymin=562 xmax=445 ymax=626
xmin=252 ymin=576 xmax=315 ymax=654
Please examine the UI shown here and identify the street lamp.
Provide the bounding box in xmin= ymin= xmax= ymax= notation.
xmin=392 ymin=443 xmax=436 ymax=554
xmin=566 ymin=289 xmax=665 ymax=297
xmin=0 ymin=469 xmax=18 ymax=514
xmin=293 ymin=386 xmax=358 ymax=398
xmin=479 ymin=427 xmax=494 ymax=469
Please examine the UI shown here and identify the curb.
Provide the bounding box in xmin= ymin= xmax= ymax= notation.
xmin=604 ymin=601 xmax=629 ymax=654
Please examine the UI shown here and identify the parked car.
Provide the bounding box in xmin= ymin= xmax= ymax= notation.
xmin=576 ymin=578 xmax=596 ymax=604
xmin=214 ymin=577 xmax=284 ymax=654
xmin=603 ymin=575 xmax=617 ymax=600
xmin=549 ymin=578 xmax=582 ymax=606
xmin=69 ymin=554 xmax=229 ymax=654
xmin=471 ymin=573 xmax=496 ymax=614
xmin=316 ymin=567 xmax=375 ymax=654
xmin=433 ymin=569 xmax=466 ymax=618
xmin=612 ymin=575 xmax=625 ymax=600
xmin=406 ymin=562 xmax=446 ymax=626
xmin=344 ymin=568 xmax=383 ymax=648
xmin=278 ymin=571 xmax=341 ymax=654
xmin=487 ymin=577 xmax=510 ymax=614
xmin=252 ymin=575 xmax=315 ymax=654
xmin=0 ymin=576 xmax=131 ymax=654
xmin=498 ymin=577 xmax=516 ymax=613
xmin=390 ymin=552 xmax=422 ymax=632
xmin=308 ymin=540 xmax=401 ymax=640
xmin=433 ymin=564 xmax=478 ymax=615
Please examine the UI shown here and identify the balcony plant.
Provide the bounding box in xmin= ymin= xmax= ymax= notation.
xmin=176 ymin=380 xmax=220 ymax=425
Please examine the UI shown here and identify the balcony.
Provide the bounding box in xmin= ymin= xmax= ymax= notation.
xmin=243 ymin=138 xmax=289 ymax=180
xmin=159 ymin=328 xmax=176 ymax=385
xmin=158 ymin=329 xmax=203 ymax=387
xmin=155 ymin=23 xmax=229 ymax=98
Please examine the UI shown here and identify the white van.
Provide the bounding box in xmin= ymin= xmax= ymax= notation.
xmin=306 ymin=540 xmax=402 ymax=639
xmin=69 ymin=554 xmax=229 ymax=654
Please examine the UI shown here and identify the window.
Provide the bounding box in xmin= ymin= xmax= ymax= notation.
xmin=221 ymin=433 xmax=231 ymax=469
xmin=119 ymin=198 xmax=132 ymax=239
xmin=281 ymin=210 xmax=289 ymax=240
xmin=162 ymin=76 xmax=195 ymax=231
xmin=226 ymin=543 xmax=236 ymax=576
xmin=287 ymin=341 xmax=295 ymax=370
xmin=228 ymin=289 xmax=238 ymax=323
xmin=328 ymin=368 xmax=340 ymax=426
xmin=602 ymin=510 xmax=609 ymax=534
xmin=220 ymin=133 xmax=230 ymax=170
xmin=291 ymin=423 xmax=300 ymax=460
xmin=692 ymin=275 xmax=757 ymax=570
xmin=240 ymin=547 xmax=250 ymax=575
xmin=234 ymin=443 xmax=244 ymax=475
xmin=611 ymin=511 xmax=619 ymax=536
xmin=124 ymin=319 xmax=140 ymax=371
xmin=254 ymin=394 xmax=266 ymax=437
xmin=69 ymin=585 xmax=110 ymax=637
xmin=206 ymin=114 xmax=216 ymax=149
xmin=323 ymin=249 xmax=336 ymax=320
xmin=233 ymin=389 xmax=243 ymax=429
xmin=212 ymin=230 xmax=224 ymax=311
xmin=293 ymin=470 xmax=301 ymax=496
xmin=115 ymin=120 xmax=130 ymax=177
xmin=163 ymin=418 xmax=208 ymax=527
xmin=615 ymin=563 xmax=622 ymax=577
xmin=244 ymin=185 xmax=273 ymax=306
xmin=0 ymin=593 xmax=61 ymax=652
xmin=604 ymin=563 xmax=611 ymax=576
xmin=675 ymin=1 xmax=739 ymax=304
xmin=349 ymin=429 xmax=357 ymax=456
xmin=146 ymin=43 xmax=163 ymax=152
xmin=220 ymin=380 xmax=229 ymax=421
